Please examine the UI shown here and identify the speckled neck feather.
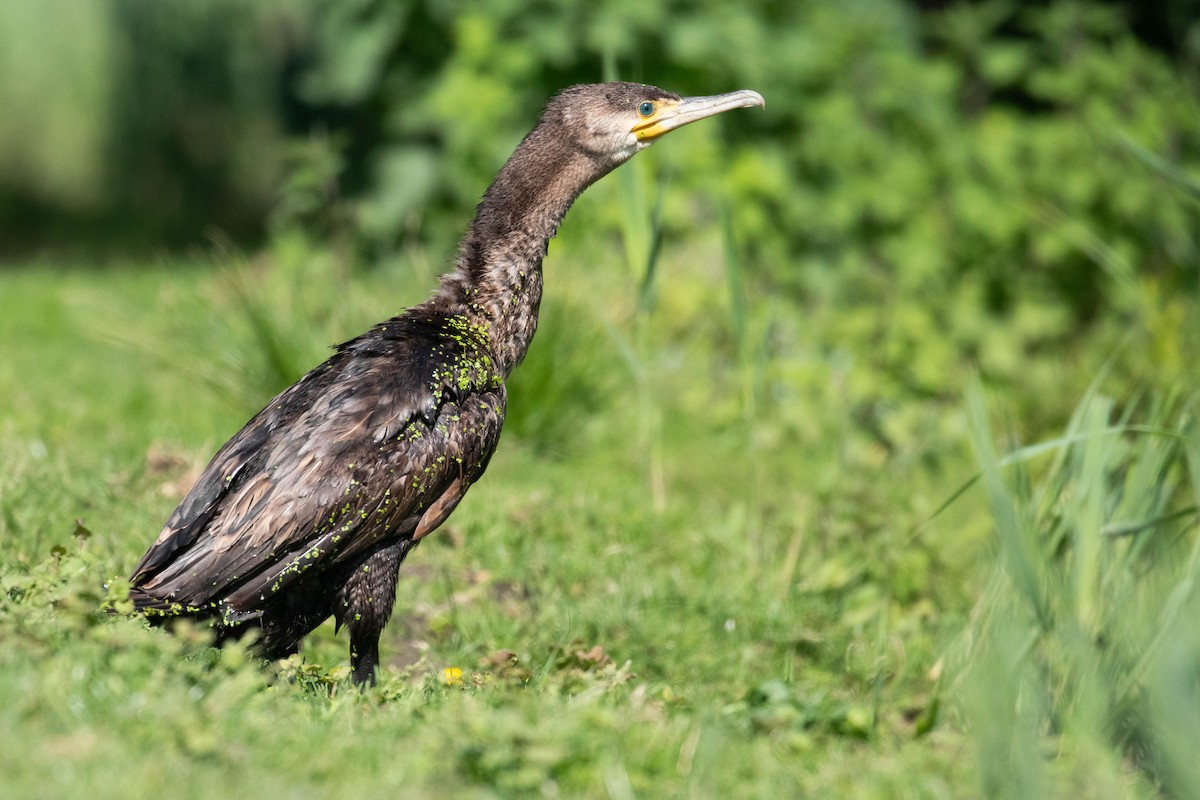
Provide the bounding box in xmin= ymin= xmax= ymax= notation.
xmin=428 ymin=113 xmax=614 ymax=377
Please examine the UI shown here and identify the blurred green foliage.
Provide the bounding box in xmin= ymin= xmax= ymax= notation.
xmin=4 ymin=1 xmax=1198 ymax=278
xmin=3 ymin=1 xmax=1198 ymax=421
xmin=0 ymin=0 xmax=302 ymax=247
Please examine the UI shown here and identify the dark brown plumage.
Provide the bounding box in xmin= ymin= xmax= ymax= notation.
xmin=129 ymin=82 xmax=764 ymax=685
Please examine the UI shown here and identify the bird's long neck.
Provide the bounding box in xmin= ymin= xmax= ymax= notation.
xmin=429 ymin=123 xmax=607 ymax=377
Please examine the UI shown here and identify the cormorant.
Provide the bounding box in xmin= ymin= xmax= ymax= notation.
xmin=128 ymin=82 xmax=764 ymax=685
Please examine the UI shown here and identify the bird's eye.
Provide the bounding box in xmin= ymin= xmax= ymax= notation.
xmin=638 ymin=101 xmax=655 ymax=117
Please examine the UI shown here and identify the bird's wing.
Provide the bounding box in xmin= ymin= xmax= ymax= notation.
xmin=130 ymin=313 xmax=505 ymax=615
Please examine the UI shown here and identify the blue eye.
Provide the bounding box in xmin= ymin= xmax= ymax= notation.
xmin=638 ymin=101 xmax=655 ymax=117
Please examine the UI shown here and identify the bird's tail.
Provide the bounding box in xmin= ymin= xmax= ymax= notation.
xmin=127 ymin=586 xmax=197 ymax=621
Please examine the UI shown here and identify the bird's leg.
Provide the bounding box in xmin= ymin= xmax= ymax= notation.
xmin=350 ymin=629 xmax=381 ymax=686
xmin=335 ymin=538 xmax=416 ymax=686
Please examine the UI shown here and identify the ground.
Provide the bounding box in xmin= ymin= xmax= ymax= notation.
xmin=0 ymin=249 xmax=1191 ymax=798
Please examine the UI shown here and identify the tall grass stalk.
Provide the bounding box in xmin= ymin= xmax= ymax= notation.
xmin=957 ymin=377 xmax=1200 ymax=795
xmin=720 ymin=208 xmax=779 ymax=580
xmin=721 ymin=208 xmax=753 ymax=423
xmin=601 ymin=58 xmax=670 ymax=511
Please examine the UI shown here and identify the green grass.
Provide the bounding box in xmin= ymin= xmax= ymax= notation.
xmin=1 ymin=240 xmax=1197 ymax=798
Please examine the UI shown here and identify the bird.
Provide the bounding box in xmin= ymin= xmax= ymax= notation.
xmin=128 ymin=82 xmax=764 ymax=685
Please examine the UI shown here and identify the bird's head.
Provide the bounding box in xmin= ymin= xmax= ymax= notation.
xmin=545 ymin=82 xmax=765 ymax=166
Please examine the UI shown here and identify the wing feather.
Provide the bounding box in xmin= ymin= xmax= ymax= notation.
xmin=131 ymin=311 xmax=505 ymax=615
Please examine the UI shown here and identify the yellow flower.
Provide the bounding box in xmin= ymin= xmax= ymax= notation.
xmin=441 ymin=666 xmax=464 ymax=686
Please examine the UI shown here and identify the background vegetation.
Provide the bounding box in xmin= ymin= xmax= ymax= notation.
xmin=2 ymin=0 xmax=1200 ymax=796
